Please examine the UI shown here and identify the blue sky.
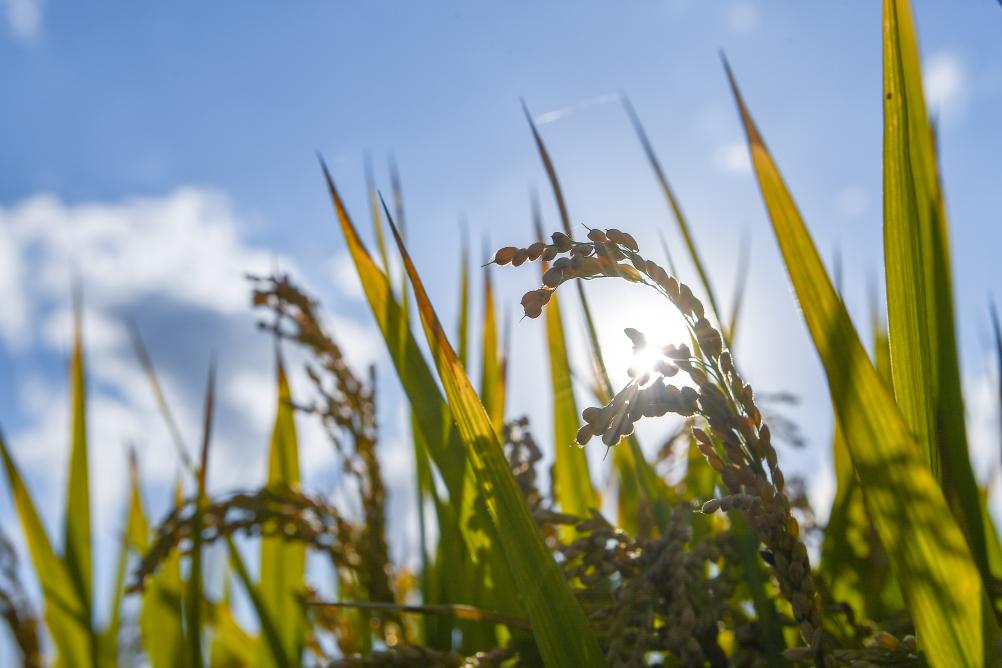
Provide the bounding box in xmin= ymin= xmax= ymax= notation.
xmin=2 ymin=0 xmax=1002 ymax=657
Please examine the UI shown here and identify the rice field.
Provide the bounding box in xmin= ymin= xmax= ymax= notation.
xmin=1 ymin=0 xmax=1000 ymax=666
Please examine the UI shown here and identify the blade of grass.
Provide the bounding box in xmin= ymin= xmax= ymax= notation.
xmin=524 ymin=100 xmax=670 ymax=535
xmin=64 ymin=295 xmax=97 ymax=668
xmin=621 ymin=94 xmax=728 ymax=342
xmin=208 ymin=593 xmax=260 ymax=667
xmin=532 ymin=205 xmax=598 ymax=519
xmin=883 ymin=0 xmax=992 ymax=585
xmin=129 ymin=321 xmax=195 ymax=474
xmin=727 ymin=230 xmax=751 ymax=345
xmin=129 ymin=466 xmax=185 ymax=668
xmin=259 ymin=357 xmax=306 ymax=666
xmin=0 ymin=430 xmax=91 ymax=666
xmin=187 ymin=361 xmax=216 ymax=668
xmin=725 ymin=57 xmax=996 ymax=665
xmin=320 ymin=159 xmax=519 ymax=619
xmin=365 ymin=153 xmax=392 ymax=274
xmin=99 ymin=449 xmax=140 ymax=667
xmin=384 ymin=197 xmax=607 ymax=667
xmin=480 ymin=257 xmax=504 ymax=431
xmin=458 ymin=230 xmax=471 ymax=370
xmin=993 ymin=301 xmax=1002 ymax=473
xmin=820 ymin=319 xmax=902 ymax=622
xmin=522 ymin=100 xmax=613 ymax=395
xmin=228 ymin=536 xmax=291 ymax=667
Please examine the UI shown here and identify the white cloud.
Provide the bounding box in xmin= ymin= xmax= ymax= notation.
xmin=0 ymin=189 xmax=278 ymax=343
xmin=0 ymin=222 xmax=27 ymax=343
xmin=0 ymin=187 xmax=385 ymax=623
xmin=836 ymin=187 xmax=868 ymax=218
xmin=329 ymin=251 xmax=365 ymax=301
xmin=924 ymin=51 xmax=969 ymax=125
xmin=726 ymin=2 xmax=760 ymax=34
xmin=714 ymin=141 xmax=751 ymax=174
xmin=4 ymin=0 xmax=42 ymax=42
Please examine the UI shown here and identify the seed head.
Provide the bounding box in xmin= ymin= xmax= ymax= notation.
xmin=520 ymin=288 xmax=552 ymax=319
xmin=623 ymin=327 xmax=646 ymax=350
xmin=542 ymin=266 xmax=564 ymax=288
xmin=494 ymin=246 xmax=518 ymax=265
xmin=551 ymin=231 xmax=572 ymax=252
xmin=607 ymin=228 xmax=639 ymax=251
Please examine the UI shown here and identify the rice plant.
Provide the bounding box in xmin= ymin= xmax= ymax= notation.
xmin=1 ymin=0 xmax=1000 ymax=665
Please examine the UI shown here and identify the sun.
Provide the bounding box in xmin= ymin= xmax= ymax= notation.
xmin=591 ymin=289 xmax=691 ymax=387
xmin=629 ymin=344 xmax=665 ymax=381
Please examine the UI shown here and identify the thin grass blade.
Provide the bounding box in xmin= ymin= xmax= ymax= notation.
xmin=532 ymin=209 xmax=598 ymax=519
xmin=187 ymin=361 xmax=216 ymax=668
xmin=64 ymin=297 xmax=95 ymax=665
xmin=228 ymin=536 xmax=291 ymax=667
xmin=621 ymin=94 xmax=727 ymax=340
xmin=480 ymin=260 xmax=504 ymax=431
xmin=524 ymin=101 xmax=670 ymax=535
xmin=259 ymin=358 xmax=306 ymax=666
xmin=0 ymin=431 xmax=91 ymax=666
xmin=458 ymin=234 xmax=471 ymax=370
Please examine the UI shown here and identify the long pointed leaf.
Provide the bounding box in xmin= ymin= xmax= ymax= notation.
xmin=259 ymin=359 xmax=306 ymax=666
xmin=621 ymin=94 xmax=727 ymax=340
xmin=725 ymin=58 xmax=995 ymax=666
xmin=0 ymin=431 xmax=91 ymax=667
xmin=883 ymin=0 xmax=991 ymax=584
xmin=480 ymin=261 xmax=504 ymax=431
xmin=532 ymin=211 xmax=597 ymax=518
xmin=229 ymin=536 xmax=290 ymax=668
xmin=64 ymin=298 xmax=96 ymax=667
xmin=130 ymin=468 xmax=185 ymax=668
xmin=524 ymin=101 xmax=670 ymax=535
xmin=319 ymin=161 xmax=519 ymax=620
xmin=187 ymin=362 xmax=216 ymax=667
xmin=385 ymin=202 xmax=606 ymax=668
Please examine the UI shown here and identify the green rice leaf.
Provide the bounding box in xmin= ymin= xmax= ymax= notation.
xmin=621 ymin=94 xmax=727 ymax=341
xmin=385 ymin=202 xmax=607 ymax=668
xmin=208 ymin=592 xmax=260 ymax=668
xmin=524 ymin=101 xmax=670 ymax=535
xmin=0 ymin=431 xmax=91 ymax=667
xmin=366 ymin=153 xmax=392 ymax=275
xmin=320 ymin=160 xmax=518 ymax=619
xmin=480 ymin=263 xmax=504 ymax=432
xmin=64 ymin=300 xmax=94 ymax=653
xmin=259 ymin=359 xmax=306 ymax=666
xmin=230 ymin=536 xmax=291 ymax=667
xmin=725 ymin=59 xmax=995 ymax=666
xmin=993 ymin=301 xmax=1002 ymax=473
xmin=458 ymin=238 xmax=471 ymax=370
xmin=99 ymin=452 xmax=142 ymax=667
xmin=187 ymin=362 xmax=216 ymax=668
xmin=533 ymin=211 xmax=597 ymax=519
xmin=130 ymin=468 xmax=185 ymax=668
xmin=883 ymin=0 xmax=991 ymax=584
